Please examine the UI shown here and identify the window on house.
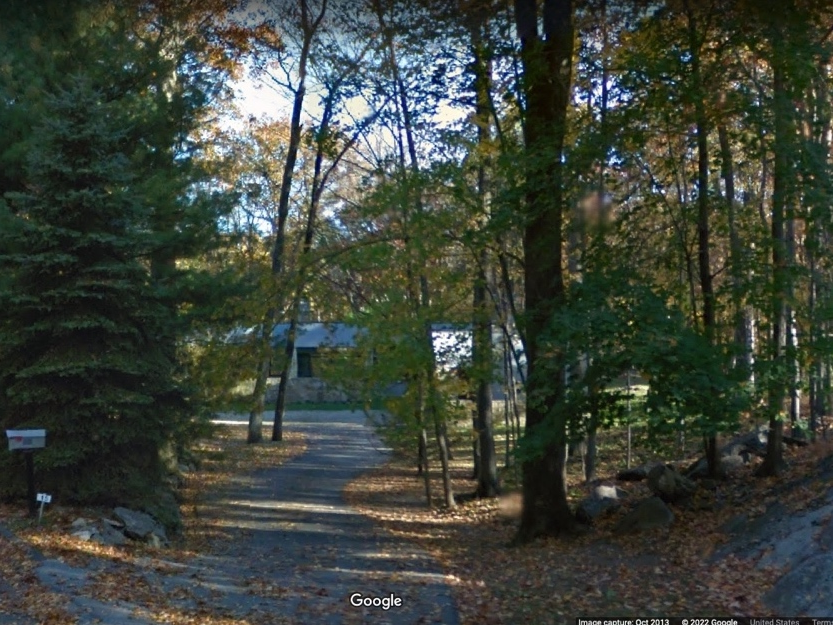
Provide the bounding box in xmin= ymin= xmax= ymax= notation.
xmin=296 ymin=348 xmax=315 ymax=378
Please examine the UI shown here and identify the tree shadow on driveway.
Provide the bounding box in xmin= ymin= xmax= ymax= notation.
xmin=188 ymin=410 xmax=460 ymax=625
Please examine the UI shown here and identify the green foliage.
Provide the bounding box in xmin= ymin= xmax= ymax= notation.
xmin=518 ymin=270 xmax=750 ymax=462
xmin=0 ymin=76 xmax=177 ymax=502
xmin=638 ymin=324 xmax=749 ymax=448
xmin=0 ymin=3 xmax=239 ymax=506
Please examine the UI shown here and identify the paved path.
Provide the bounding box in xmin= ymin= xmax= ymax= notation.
xmin=194 ymin=410 xmax=459 ymax=624
xmin=3 ymin=411 xmax=460 ymax=625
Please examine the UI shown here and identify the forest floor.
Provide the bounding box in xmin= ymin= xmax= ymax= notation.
xmin=344 ymin=421 xmax=833 ymax=625
xmin=3 ymin=410 xmax=833 ymax=624
xmin=0 ymin=411 xmax=460 ymax=624
xmin=0 ymin=422 xmax=308 ymax=624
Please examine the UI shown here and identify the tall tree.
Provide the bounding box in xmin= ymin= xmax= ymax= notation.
xmin=244 ymin=0 xmax=328 ymax=443
xmin=0 ymin=0 xmax=238 ymax=508
xmin=0 ymin=76 xmax=179 ymax=502
xmin=682 ymin=0 xmax=720 ymax=477
xmin=757 ymin=0 xmax=800 ymax=476
xmin=469 ymin=5 xmax=500 ymax=498
xmin=514 ymin=0 xmax=578 ymax=541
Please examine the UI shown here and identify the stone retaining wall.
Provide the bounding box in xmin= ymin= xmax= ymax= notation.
xmin=265 ymin=377 xmax=355 ymax=404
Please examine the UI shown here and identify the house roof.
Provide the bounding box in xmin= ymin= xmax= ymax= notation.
xmin=271 ymin=322 xmax=363 ymax=349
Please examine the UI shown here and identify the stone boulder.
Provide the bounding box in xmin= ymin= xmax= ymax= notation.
xmin=68 ymin=508 xmax=170 ymax=548
xmin=592 ymin=484 xmax=628 ymax=499
xmin=685 ymin=425 xmax=779 ymax=479
xmin=71 ymin=528 xmax=95 ymax=541
xmin=68 ymin=517 xmax=127 ymax=546
xmin=724 ymin=424 xmax=770 ymax=456
xmin=764 ymin=553 xmax=833 ymax=615
xmin=113 ymin=507 xmax=168 ymax=545
xmin=647 ymin=464 xmax=696 ymax=503
xmin=614 ymin=497 xmax=674 ymax=534
xmin=70 ymin=517 xmax=93 ymax=530
xmin=616 ymin=462 xmax=663 ymax=482
xmin=96 ymin=522 xmax=128 ymax=546
xmin=576 ymin=484 xmax=628 ymax=525
xmin=686 ymin=452 xmax=749 ymax=479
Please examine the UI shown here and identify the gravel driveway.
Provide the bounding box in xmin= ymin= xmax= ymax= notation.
xmin=3 ymin=410 xmax=459 ymax=625
xmin=195 ymin=410 xmax=460 ymax=624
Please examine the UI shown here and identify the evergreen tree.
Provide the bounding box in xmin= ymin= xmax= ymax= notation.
xmin=0 ymin=1 xmax=239 ymax=509
xmin=0 ymin=76 xmax=180 ymax=502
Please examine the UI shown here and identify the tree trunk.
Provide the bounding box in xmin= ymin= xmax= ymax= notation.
xmin=374 ymin=0 xmax=453 ymax=505
xmin=272 ymin=94 xmax=339 ymax=441
xmin=422 ymin=279 xmax=455 ymax=508
xmin=719 ymin=107 xmax=755 ymax=386
xmin=514 ymin=0 xmax=577 ymax=543
xmin=583 ymin=414 xmax=597 ymax=482
xmin=416 ymin=379 xmax=432 ymax=506
xmin=471 ymin=409 xmax=481 ymax=479
xmin=271 ymin=319 xmax=295 ymax=442
xmin=250 ymin=0 xmax=327 ymax=443
xmin=685 ymin=2 xmax=720 ymax=479
xmin=809 ymin=272 xmax=823 ymax=436
xmin=431 ymin=393 xmax=455 ymax=509
xmin=625 ymin=369 xmax=633 ymax=468
xmin=504 ymin=341 xmax=512 ymax=467
xmin=824 ymin=355 xmax=832 ymax=439
xmin=808 ymin=57 xmax=832 ymax=438
xmin=758 ymin=25 xmax=791 ymax=477
xmin=786 ymin=217 xmax=801 ymax=434
xmin=505 ymin=331 xmax=522 ymax=469
xmin=417 ymin=398 xmax=429 ymax=476
xmin=470 ymin=21 xmax=499 ymax=498
xmin=247 ymin=350 xmax=271 ymax=443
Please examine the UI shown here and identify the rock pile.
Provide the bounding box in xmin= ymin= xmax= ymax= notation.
xmin=69 ymin=507 xmax=169 ymax=548
xmin=613 ymin=496 xmax=675 ymax=534
xmin=646 ymin=464 xmax=696 ymax=503
xmin=576 ymin=484 xmax=628 ymax=524
xmin=684 ymin=424 xmax=770 ymax=479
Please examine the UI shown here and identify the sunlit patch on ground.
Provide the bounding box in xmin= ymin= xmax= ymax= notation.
xmin=0 ymin=424 xmax=307 ymax=625
xmin=344 ymin=422 xmax=833 ymax=625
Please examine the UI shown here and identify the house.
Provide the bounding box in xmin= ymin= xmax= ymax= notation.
xmin=264 ymin=323 xmax=362 ymax=403
xmin=271 ymin=322 xmax=363 ymax=379
xmin=268 ymin=322 xmax=525 ymax=404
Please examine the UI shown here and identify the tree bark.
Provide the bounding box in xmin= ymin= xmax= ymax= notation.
xmin=249 ymin=0 xmax=327 ymax=443
xmin=248 ymin=358 xmax=271 ymax=443
xmin=471 ymin=15 xmax=499 ymax=498
xmin=503 ymin=335 xmax=513 ymax=467
xmin=786 ymin=215 xmax=800 ymax=433
xmin=807 ymin=57 xmax=832 ymax=437
xmin=417 ymin=379 xmax=432 ymax=506
xmin=417 ymin=391 xmax=429 ymax=476
xmin=272 ymin=88 xmax=337 ymax=441
xmin=758 ymin=19 xmax=791 ymax=477
xmin=514 ymin=0 xmax=577 ymax=543
xmin=685 ymin=1 xmax=720 ymax=479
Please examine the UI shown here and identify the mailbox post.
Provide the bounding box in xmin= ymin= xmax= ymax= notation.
xmin=6 ymin=429 xmax=46 ymax=517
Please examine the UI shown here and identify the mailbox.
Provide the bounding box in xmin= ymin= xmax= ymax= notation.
xmin=6 ymin=429 xmax=46 ymax=451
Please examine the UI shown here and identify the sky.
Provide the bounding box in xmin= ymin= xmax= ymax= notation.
xmin=233 ymin=79 xmax=276 ymax=120
xmin=231 ymin=73 xmax=295 ymax=122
